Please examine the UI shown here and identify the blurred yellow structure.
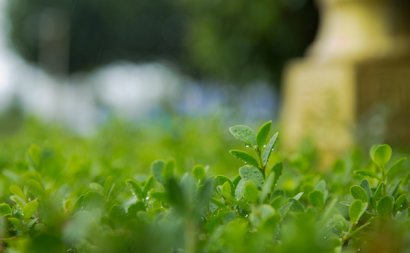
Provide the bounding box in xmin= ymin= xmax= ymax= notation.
xmin=282 ymin=0 xmax=410 ymax=165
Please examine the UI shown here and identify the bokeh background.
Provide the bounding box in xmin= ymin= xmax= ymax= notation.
xmin=0 ymin=0 xmax=318 ymax=130
xmin=0 ymin=0 xmax=319 ymax=173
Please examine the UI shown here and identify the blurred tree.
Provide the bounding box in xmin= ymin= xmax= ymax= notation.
xmin=7 ymin=0 xmax=318 ymax=85
xmin=7 ymin=0 xmax=187 ymax=74
xmin=179 ymin=0 xmax=319 ymax=84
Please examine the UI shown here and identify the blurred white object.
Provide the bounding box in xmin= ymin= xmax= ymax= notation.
xmin=91 ymin=62 xmax=180 ymax=118
xmin=0 ymin=0 xmax=16 ymax=112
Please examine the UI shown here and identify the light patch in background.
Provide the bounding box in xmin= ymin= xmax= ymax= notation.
xmin=0 ymin=0 xmax=15 ymax=112
xmin=15 ymin=70 xmax=98 ymax=134
xmin=11 ymin=62 xmax=181 ymax=134
xmin=92 ymin=62 xmax=181 ymax=118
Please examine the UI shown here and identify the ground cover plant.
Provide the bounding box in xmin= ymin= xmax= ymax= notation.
xmin=0 ymin=119 xmax=409 ymax=252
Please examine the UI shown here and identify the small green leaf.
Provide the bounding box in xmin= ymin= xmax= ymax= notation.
xmin=360 ymin=180 xmax=372 ymax=198
xmin=256 ymin=121 xmax=271 ymax=149
xmin=309 ymin=190 xmax=325 ymax=208
xmin=127 ymin=201 xmax=145 ymax=215
xmin=262 ymin=132 xmax=279 ymax=166
xmin=26 ymin=179 xmax=45 ymax=196
xmin=0 ymin=203 xmax=12 ymax=216
xmin=89 ymin=182 xmax=104 ymax=193
xmin=23 ymin=199 xmax=39 ymax=219
xmin=293 ymin=192 xmax=304 ymax=200
xmin=164 ymin=178 xmax=185 ymax=211
xmin=192 ymin=165 xmax=206 ymax=181
xmin=197 ymin=179 xmax=214 ymax=209
xmin=8 ymin=217 xmax=23 ymax=230
xmin=9 ymin=195 xmax=25 ymax=207
xmin=214 ymin=175 xmax=232 ymax=188
xmin=315 ymin=180 xmax=327 ymax=193
xmin=377 ymin=196 xmax=394 ymax=217
xmin=388 ymin=180 xmax=401 ymax=196
xmin=126 ymin=180 xmax=143 ymax=199
xmin=163 ymin=159 xmax=175 ymax=180
xmin=104 ymin=176 xmax=114 ymax=196
xmin=370 ymin=144 xmax=392 ymax=168
xmin=315 ymin=180 xmax=328 ymax=200
xmin=243 ymin=181 xmax=259 ymax=203
xmin=149 ymin=191 xmax=167 ymax=202
xmin=229 ymin=150 xmax=259 ymax=167
xmin=232 ymin=175 xmax=241 ymax=188
xmin=28 ymin=144 xmax=41 ymax=168
xmin=229 ymin=125 xmax=257 ymax=146
xmin=350 ymin=185 xmax=369 ymax=202
xmin=151 ymin=160 xmax=165 ymax=183
xmin=272 ymin=162 xmax=283 ymax=185
xmin=387 ymin=157 xmax=407 ymax=181
xmin=329 ymin=214 xmax=350 ymax=236
xmin=9 ymin=185 xmax=25 ymax=199
xmin=354 ymin=170 xmax=378 ymax=179
xmin=394 ymin=194 xmax=408 ymax=213
xmin=260 ymin=172 xmax=275 ymax=203
xmin=239 ymin=165 xmax=264 ymax=188
xmin=249 ymin=204 xmax=277 ymax=228
xmin=373 ymin=183 xmax=386 ymax=202
xmin=289 ymin=199 xmax=305 ymax=212
xmin=143 ymin=176 xmax=155 ymax=195
xmin=235 ymin=179 xmax=246 ymax=200
xmin=349 ymin=200 xmax=368 ymax=225
xmin=220 ymin=181 xmax=233 ymax=200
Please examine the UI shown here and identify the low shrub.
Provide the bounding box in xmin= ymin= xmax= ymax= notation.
xmin=0 ymin=120 xmax=408 ymax=252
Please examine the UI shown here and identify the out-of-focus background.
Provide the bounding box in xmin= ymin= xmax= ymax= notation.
xmin=0 ymin=0 xmax=318 ymax=131
xmin=0 ymin=0 xmax=320 ymax=173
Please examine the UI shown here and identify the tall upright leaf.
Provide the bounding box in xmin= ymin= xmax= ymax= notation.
xmin=262 ymin=132 xmax=279 ymax=166
xmin=256 ymin=121 xmax=272 ymax=150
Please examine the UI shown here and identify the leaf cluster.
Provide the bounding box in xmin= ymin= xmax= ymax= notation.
xmin=0 ymin=120 xmax=408 ymax=253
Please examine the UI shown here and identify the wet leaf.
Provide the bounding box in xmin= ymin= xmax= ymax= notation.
xmin=256 ymin=120 xmax=271 ymax=150
xmin=229 ymin=150 xmax=259 ymax=167
xmin=229 ymin=125 xmax=257 ymax=146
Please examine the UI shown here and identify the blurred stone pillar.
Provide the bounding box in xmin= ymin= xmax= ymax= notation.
xmin=281 ymin=0 xmax=410 ymax=165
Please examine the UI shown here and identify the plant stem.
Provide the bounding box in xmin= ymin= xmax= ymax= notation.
xmin=256 ymin=147 xmax=265 ymax=176
xmin=185 ymin=219 xmax=197 ymax=253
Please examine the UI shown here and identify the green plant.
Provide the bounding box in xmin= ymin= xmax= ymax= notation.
xmin=0 ymin=120 xmax=408 ymax=252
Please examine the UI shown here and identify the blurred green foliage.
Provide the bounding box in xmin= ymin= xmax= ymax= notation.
xmin=7 ymin=0 xmax=318 ymax=84
xmin=180 ymin=0 xmax=318 ymax=83
xmin=0 ymin=116 xmax=240 ymax=177
xmin=0 ymin=118 xmax=408 ymax=252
